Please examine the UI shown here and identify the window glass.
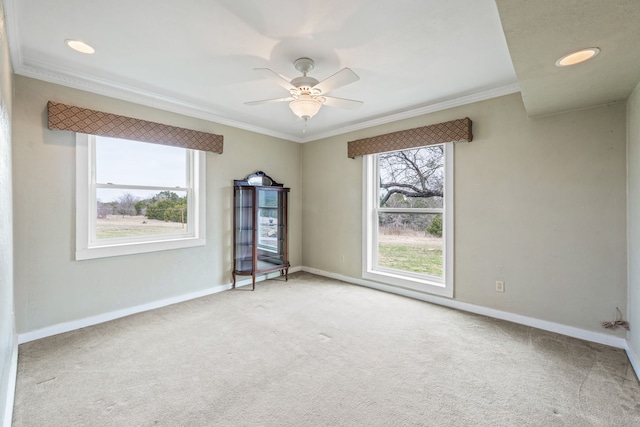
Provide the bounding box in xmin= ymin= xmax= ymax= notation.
xmin=378 ymin=147 xmax=444 ymax=209
xmin=96 ymin=137 xmax=187 ymax=187
xmin=96 ymin=189 xmax=188 ymax=240
xmin=377 ymin=212 xmax=443 ymax=277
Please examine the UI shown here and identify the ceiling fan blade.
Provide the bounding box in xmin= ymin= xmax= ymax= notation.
xmin=322 ymin=96 xmax=364 ymax=110
xmin=244 ymin=97 xmax=294 ymax=106
xmin=313 ymin=68 xmax=360 ymax=94
xmin=253 ymin=68 xmax=296 ymax=91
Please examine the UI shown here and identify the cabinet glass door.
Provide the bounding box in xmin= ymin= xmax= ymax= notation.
xmin=234 ymin=187 xmax=254 ymax=272
xmin=257 ymin=189 xmax=285 ymax=266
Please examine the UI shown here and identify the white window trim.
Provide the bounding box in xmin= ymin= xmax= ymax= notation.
xmin=362 ymin=143 xmax=454 ymax=297
xmin=76 ymin=133 xmax=206 ymax=260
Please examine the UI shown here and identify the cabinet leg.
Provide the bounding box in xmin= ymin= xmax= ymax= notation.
xmin=232 ymin=273 xmax=236 ymax=289
xmin=285 ymin=267 xmax=289 ymax=282
xmin=252 ymin=274 xmax=256 ymax=291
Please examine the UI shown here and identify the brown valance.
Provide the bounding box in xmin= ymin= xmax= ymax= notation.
xmin=47 ymin=101 xmax=223 ymax=154
xmin=347 ymin=117 xmax=472 ymax=158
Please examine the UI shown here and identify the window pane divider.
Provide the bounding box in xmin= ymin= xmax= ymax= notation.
xmin=95 ymin=183 xmax=189 ymax=192
xmin=376 ymin=208 xmax=443 ymax=214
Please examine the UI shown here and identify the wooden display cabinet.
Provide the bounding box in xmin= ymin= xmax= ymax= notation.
xmin=232 ymin=172 xmax=290 ymax=290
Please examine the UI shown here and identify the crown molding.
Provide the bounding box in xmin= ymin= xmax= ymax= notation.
xmin=298 ymin=83 xmax=521 ymax=143
xmin=4 ymin=0 xmax=23 ymax=74
xmin=15 ymin=57 xmax=305 ymax=142
xmin=12 ymin=55 xmax=518 ymax=145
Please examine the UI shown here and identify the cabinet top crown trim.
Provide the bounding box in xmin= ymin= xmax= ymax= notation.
xmin=234 ymin=171 xmax=283 ymax=187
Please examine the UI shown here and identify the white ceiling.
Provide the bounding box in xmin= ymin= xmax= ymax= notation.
xmin=4 ymin=0 xmax=639 ymax=142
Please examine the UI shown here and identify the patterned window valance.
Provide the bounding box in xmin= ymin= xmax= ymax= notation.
xmin=47 ymin=101 xmax=223 ymax=154
xmin=347 ymin=117 xmax=472 ymax=158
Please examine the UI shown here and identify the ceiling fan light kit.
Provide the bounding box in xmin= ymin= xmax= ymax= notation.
xmin=246 ymin=57 xmax=363 ymax=124
xmin=289 ymin=94 xmax=325 ymax=120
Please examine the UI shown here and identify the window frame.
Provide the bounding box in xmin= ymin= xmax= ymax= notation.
xmin=76 ymin=133 xmax=206 ymax=260
xmin=362 ymin=143 xmax=454 ymax=297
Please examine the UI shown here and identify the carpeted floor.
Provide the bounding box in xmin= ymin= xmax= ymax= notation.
xmin=12 ymin=272 xmax=640 ymax=426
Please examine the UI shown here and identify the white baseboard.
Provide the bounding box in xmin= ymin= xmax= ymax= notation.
xmin=302 ymin=267 xmax=629 ymax=350
xmin=2 ymin=337 xmax=17 ymax=427
xmin=624 ymin=339 xmax=640 ymax=380
xmin=18 ymin=266 xmax=301 ymax=344
xmin=16 ymin=265 xmax=637 ymax=381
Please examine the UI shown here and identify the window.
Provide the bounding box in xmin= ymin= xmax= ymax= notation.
xmin=76 ymin=134 xmax=205 ymax=260
xmin=363 ymin=144 xmax=453 ymax=297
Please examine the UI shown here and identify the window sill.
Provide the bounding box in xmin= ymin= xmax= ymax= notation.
xmin=363 ymin=269 xmax=453 ymax=298
xmin=76 ymin=236 xmax=205 ymax=260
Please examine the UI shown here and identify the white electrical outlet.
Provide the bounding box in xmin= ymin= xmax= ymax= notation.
xmin=496 ymin=280 xmax=505 ymax=292
xmin=340 ymin=255 xmax=345 ymax=262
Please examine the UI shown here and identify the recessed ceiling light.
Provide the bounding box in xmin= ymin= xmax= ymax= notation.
xmin=65 ymin=39 xmax=95 ymax=54
xmin=555 ymin=48 xmax=600 ymax=67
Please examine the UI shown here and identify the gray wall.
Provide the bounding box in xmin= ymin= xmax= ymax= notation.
xmin=628 ymin=82 xmax=640 ymax=358
xmin=302 ymin=93 xmax=628 ymax=335
xmin=12 ymin=76 xmax=302 ymax=334
xmin=0 ymin=0 xmax=16 ymax=423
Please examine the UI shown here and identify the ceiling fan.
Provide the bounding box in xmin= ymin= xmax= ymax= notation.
xmin=245 ymin=57 xmax=363 ymax=122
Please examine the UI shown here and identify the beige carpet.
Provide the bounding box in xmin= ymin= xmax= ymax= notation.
xmin=12 ymin=272 xmax=640 ymax=426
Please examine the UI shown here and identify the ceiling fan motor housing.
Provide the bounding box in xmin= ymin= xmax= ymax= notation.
xmin=291 ymin=76 xmax=320 ymax=94
xmin=292 ymin=57 xmax=321 ymax=95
